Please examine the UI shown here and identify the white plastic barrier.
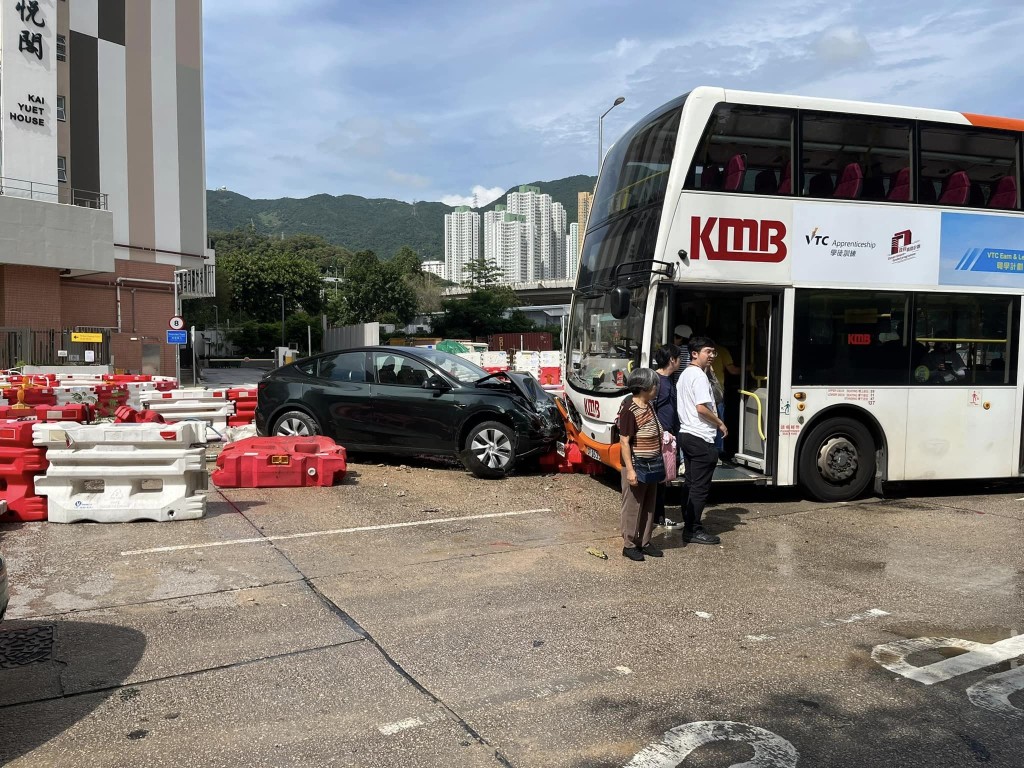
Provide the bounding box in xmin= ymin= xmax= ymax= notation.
xmin=33 ymin=421 xmax=208 ymax=523
xmin=482 ymin=351 xmax=510 ymax=371
xmin=456 ymin=351 xmax=483 ymax=367
xmin=513 ymin=350 xmax=540 ymax=378
xmin=139 ymin=388 xmax=233 ymax=440
xmin=539 ymin=351 xmax=562 ymax=368
xmin=123 ymin=381 xmax=159 ymax=410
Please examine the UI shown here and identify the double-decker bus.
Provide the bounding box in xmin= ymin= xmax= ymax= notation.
xmin=561 ymin=86 xmax=1024 ymax=501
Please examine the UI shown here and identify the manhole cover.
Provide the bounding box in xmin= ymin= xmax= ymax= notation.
xmin=0 ymin=625 xmax=55 ymax=669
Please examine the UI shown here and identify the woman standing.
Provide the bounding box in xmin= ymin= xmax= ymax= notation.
xmin=617 ymin=367 xmax=666 ymax=562
xmin=652 ymin=344 xmax=681 ymax=527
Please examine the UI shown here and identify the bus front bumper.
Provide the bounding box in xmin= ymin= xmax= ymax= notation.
xmin=556 ymin=397 xmax=623 ymax=472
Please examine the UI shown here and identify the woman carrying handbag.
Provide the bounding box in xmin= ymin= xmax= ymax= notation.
xmin=617 ymin=367 xmax=666 ymax=562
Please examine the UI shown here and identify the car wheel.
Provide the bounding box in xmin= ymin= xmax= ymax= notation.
xmin=798 ymin=417 xmax=875 ymax=502
xmin=272 ymin=410 xmax=321 ymax=438
xmin=461 ymin=420 xmax=516 ymax=479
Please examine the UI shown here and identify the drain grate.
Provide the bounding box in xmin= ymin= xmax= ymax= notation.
xmin=0 ymin=625 xmax=55 ymax=669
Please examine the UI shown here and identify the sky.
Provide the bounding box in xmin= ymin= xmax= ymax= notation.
xmin=203 ymin=0 xmax=1024 ymax=207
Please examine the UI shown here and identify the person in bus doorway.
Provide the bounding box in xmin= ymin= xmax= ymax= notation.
xmin=617 ymin=367 xmax=666 ymax=562
xmin=652 ymin=344 xmax=682 ymax=527
xmin=671 ymin=324 xmax=693 ymax=476
xmin=708 ymin=342 xmax=740 ymax=459
xmin=676 ymin=336 xmax=727 ymax=545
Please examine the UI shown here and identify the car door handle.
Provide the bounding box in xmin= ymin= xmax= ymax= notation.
xmin=455 ymin=402 xmax=468 ymax=408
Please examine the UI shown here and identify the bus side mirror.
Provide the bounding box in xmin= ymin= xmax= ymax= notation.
xmin=609 ymin=287 xmax=630 ymax=319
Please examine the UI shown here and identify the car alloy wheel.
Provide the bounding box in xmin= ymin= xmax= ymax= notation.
xmin=470 ymin=426 xmax=513 ymax=469
xmin=272 ymin=410 xmax=320 ymax=438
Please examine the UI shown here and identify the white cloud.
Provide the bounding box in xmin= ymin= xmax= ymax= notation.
xmin=814 ymin=25 xmax=872 ymax=65
xmin=440 ymin=185 xmax=507 ymax=208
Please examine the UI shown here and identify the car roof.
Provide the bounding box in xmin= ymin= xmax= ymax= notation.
xmin=320 ymin=346 xmax=437 ymax=355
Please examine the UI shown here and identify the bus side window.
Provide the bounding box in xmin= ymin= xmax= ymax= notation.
xmin=919 ymin=125 xmax=1018 ymax=209
xmin=684 ymin=103 xmax=793 ymax=196
xmin=800 ymin=112 xmax=911 ymax=202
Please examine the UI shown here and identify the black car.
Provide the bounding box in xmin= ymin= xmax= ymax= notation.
xmin=255 ymin=346 xmax=565 ymax=478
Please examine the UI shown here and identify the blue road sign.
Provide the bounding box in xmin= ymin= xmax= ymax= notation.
xmin=166 ymin=330 xmax=188 ymax=345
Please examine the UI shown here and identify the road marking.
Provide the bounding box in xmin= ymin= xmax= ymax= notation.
xmin=872 ymin=634 xmax=1024 ymax=685
xmin=967 ymin=667 xmax=1024 ymax=720
xmin=744 ymin=608 xmax=889 ymax=643
xmin=375 ymin=665 xmax=633 ymax=737
xmin=625 ymin=721 xmax=798 ymax=767
xmin=120 ymin=509 xmax=551 ymax=556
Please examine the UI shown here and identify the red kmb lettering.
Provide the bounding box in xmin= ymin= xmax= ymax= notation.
xmin=690 ymin=216 xmax=787 ymax=262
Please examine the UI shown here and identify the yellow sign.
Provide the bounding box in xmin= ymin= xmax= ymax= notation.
xmin=71 ymin=332 xmax=103 ymax=343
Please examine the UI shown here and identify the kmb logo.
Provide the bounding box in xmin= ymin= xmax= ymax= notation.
xmin=583 ymin=398 xmax=601 ymax=418
xmin=690 ymin=217 xmax=787 ymax=262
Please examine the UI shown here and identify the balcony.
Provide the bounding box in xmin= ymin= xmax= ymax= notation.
xmin=0 ymin=176 xmax=109 ymax=210
xmin=176 ymin=250 xmax=217 ymax=299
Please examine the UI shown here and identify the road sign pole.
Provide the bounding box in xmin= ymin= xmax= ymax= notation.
xmin=173 ymin=280 xmax=180 ymax=385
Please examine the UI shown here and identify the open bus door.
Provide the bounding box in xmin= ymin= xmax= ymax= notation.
xmin=734 ymin=295 xmax=775 ymax=474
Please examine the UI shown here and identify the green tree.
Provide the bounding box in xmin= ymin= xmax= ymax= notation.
xmin=407 ymin=271 xmax=444 ymax=314
xmin=462 ymin=257 xmax=505 ymax=289
xmin=327 ymin=255 xmax=417 ymax=326
xmin=221 ymin=250 xmax=325 ymax=321
xmin=392 ymin=245 xmax=422 ymax=276
xmin=430 ymin=286 xmax=533 ymax=339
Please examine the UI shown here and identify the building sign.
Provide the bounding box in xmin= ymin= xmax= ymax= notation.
xmin=70 ymin=332 xmax=103 ymax=343
xmin=1 ymin=0 xmax=57 ymax=192
xmin=939 ymin=212 xmax=1024 ymax=288
xmin=792 ymin=203 xmax=939 ymax=287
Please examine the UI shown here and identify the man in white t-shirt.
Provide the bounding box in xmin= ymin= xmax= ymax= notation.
xmin=675 ymin=336 xmax=727 ymax=545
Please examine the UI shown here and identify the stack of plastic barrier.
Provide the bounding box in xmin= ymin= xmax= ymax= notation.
xmin=113 ymin=405 xmax=165 ymax=424
xmin=212 ymin=436 xmax=347 ymax=488
xmin=539 ymin=350 xmax=563 ymax=390
xmin=138 ymin=388 xmax=232 ymax=441
xmin=226 ymin=388 xmax=258 ymax=427
xmin=33 ymin=421 xmax=208 ymax=523
xmin=0 ymin=420 xmax=49 ymax=521
xmin=537 ymin=442 xmax=584 ymax=474
xmin=4 ymin=385 xmax=57 ymax=408
xmin=513 ymin=350 xmax=541 ymax=380
xmin=0 ymin=404 xmax=91 ymax=422
xmin=482 ymin=351 xmax=510 ymax=374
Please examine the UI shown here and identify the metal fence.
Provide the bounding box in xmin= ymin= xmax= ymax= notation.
xmin=0 ymin=176 xmax=108 ymax=210
xmin=0 ymin=327 xmax=110 ymax=369
xmin=322 ymin=322 xmax=379 ymax=352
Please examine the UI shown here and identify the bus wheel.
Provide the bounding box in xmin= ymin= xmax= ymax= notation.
xmin=799 ymin=417 xmax=875 ymax=502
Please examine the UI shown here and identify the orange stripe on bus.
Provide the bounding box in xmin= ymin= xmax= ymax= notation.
xmin=962 ymin=112 xmax=1024 ymax=131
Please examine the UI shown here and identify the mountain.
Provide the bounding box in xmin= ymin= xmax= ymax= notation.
xmin=206 ymin=174 xmax=597 ymax=262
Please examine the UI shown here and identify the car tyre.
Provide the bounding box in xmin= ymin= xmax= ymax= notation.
xmin=461 ymin=420 xmax=516 ymax=479
xmin=272 ymin=410 xmax=321 ymax=438
xmin=798 ymin=416 xmax=875 ymax=502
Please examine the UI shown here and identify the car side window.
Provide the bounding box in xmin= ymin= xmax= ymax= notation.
xmin=318 ymin=352 xmax=368 ymax=383
xmin=373 ymin=353 xmax=429 ymax=387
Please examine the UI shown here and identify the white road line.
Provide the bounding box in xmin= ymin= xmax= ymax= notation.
xmin=378 ymin=716 xmax=432 ymax=735
xmin=120 ymin=509 xmax=551 ymax=556
xmin=744 ymin=608 xmax=889 ymax=643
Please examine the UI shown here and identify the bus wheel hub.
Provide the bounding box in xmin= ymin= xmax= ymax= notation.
xmin=817 ymin=437 xmax=857 ymax=482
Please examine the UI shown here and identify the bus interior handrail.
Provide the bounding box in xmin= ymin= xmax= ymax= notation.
xmin=739 ymin=388 xmax=766 ymax=442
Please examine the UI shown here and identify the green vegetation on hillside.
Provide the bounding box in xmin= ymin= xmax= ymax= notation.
xmin=206 ymin=175 xmax=596 ymax=262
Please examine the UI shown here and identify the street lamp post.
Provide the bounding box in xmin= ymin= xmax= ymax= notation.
xmin=277 ymin=293 xmax=285 ymax=348
xmin=598 ymin=96 xmax=626 ymax=176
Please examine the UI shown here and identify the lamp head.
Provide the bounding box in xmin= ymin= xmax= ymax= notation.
xmin=613 ymin=96 xmax=625 ymax=106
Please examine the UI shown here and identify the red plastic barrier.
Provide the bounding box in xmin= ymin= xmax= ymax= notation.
xmin=3 ymin=387 xmax=57 ymax=407
xmin=227 ymin=387 xmax=258 ymax=426
xmin=32 ymin=404 xmax=92 ymax=423
xmin=0 ymin=421 xmax=49 ymax=521
xmin=103 ymin=374 xmax=153 ymax=384
xmin=92 ymin=385 xmax=129 ymax=417
xmin=212 ymin=436 xmax=347 ymax=488
xmin=113 ymin=405 xmax=165 ymax=424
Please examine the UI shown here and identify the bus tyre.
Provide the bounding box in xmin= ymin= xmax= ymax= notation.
xmin=461 ymin=421 xmax=516 ymax=479
xmin=799 ymin=417 xmax=875 ymax=502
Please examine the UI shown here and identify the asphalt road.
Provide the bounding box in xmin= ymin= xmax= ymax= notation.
xmin=0 ymin=459 xmax=1021 ymax=767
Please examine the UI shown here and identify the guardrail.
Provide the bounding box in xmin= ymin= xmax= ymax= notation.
xmin=0 ymin=176 xmax=108 ymax=210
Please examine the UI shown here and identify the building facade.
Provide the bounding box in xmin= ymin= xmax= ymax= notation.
xmin=0 ymin=0 xmax=212 ymax=374
xmin=577 ymin=191 xmax=593 ymax=258
xmin=443 ymin=205 xmax=480 ymax=285
xmin=421 ymin=259 xmax=446 ymax=282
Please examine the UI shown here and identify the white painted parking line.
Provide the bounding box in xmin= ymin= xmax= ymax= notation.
xmin=378 ymin=716 xmax=431 ymax=735
xmin=744 ymin=608 xmax=889 ymax=643
xmin=966 ymin=667 xmax=1024 ymax=720
xmin=120 ymin=509 xmax=551 ymax=556
xmin=871 ymin=634 xmax=1024 ymax=685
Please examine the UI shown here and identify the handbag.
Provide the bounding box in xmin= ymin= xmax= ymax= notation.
xmin=661 ymin=431 xmax=677 ymax=480
xmin=632 ymin=452 xmax=666 ymax=484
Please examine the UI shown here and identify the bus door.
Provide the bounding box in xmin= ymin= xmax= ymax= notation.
xmin=735 ymin=296 xmax=774 ymax=472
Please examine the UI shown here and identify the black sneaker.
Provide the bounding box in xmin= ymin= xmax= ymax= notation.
xmin=654 ymin=518 xmax=666 ymax=527
xmin=621 ymin=547 xmax=645 ymax=561
xmin=682 ymin=529 xmax=720 ymax=545
xmin=641 ymin=545 xmax=664 ymax=558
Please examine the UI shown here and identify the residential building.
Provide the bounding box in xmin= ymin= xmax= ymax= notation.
xmin=550 ymin=202 xmax=566 ymax=279
xmin=577 ymin=191 xmax=593 ymax=257
xmin=567 ymin=222 xmax=579 ymax=279
xmin=443 ymin=205 xmax=480 ymax=284
xmin=0 ymin=0 xmax=213 ymax=375
xmin=421 ymin=260 xmax=446 ymax=282
xmin=485 ymin=208 xmax=527 ymax=283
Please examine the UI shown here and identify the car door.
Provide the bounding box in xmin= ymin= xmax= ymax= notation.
xmin=302 ymin=351 xmax=376 ymax=447
xmin=368 ymin=351 xmax=462 ymax=451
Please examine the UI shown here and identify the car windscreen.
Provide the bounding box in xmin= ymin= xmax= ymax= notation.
xmin=413 ymin=349 xmax=488 ymax=383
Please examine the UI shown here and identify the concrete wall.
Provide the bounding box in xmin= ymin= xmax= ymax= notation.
xmin=0 ymin=195 xmax=113 ymax=270
xmin=323 ymin=322 xmax=379 ymax=352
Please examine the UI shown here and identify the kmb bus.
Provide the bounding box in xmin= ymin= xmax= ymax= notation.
xmin=560 ymin=86 xmax=1024 ymax=501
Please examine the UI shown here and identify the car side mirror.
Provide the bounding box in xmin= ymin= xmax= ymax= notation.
xmin=423 ymin=374 xmax=451 ymax=393
xmin=609 ymin=287 xmax=630 ymax=320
